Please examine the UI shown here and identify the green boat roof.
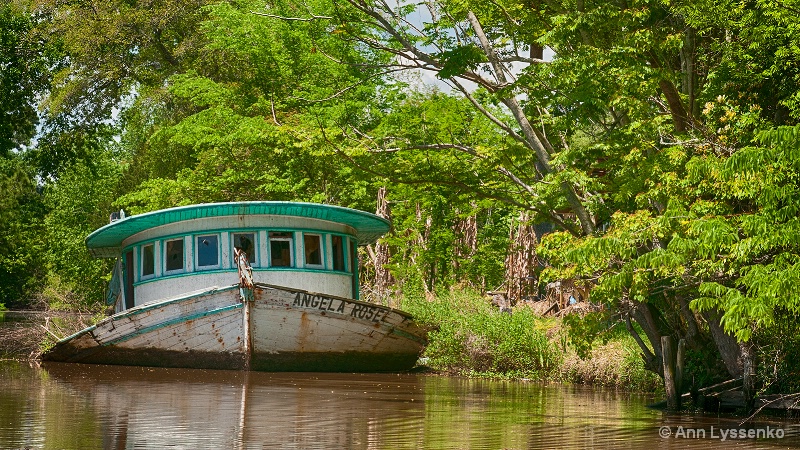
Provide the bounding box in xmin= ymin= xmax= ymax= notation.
xmin=86 ymin=202 xmax=390 ymax=257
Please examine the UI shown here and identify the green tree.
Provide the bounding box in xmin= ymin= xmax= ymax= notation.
xmin=112 ymin=0 xmax=389 ymax=211
xmin=0 ymin=3 xmax=53 ymax=306
xmin=0 ymin=156 xmax=46 ymax=307
xmin=0 ymin=2 xmax=55 ymax=155
xmin=41 ymin=145 xmax=122 ymax=308
xmin=274 ymin=0 xmax=800 ymax=395
xmin=35 ymin=0 xmax=214 ymax=123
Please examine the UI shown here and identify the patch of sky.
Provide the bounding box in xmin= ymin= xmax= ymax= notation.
xmin=384 ymin=0 xmax=552 ymax=95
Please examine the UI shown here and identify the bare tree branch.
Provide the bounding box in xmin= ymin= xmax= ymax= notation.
xmin=450 ymin=79 xmax=528 ymax=145
xmin=332 ymin=129 xmax=580 ymax=235
xmin=467 ymin=10 xmax=595 ymax=234
xmin=501 ymin=55 xmax=549 ymax=65
xmin=250 ymin=11 xmax=333 ymax=21
xmin=293 ymin=67 xmax=407 ymax=103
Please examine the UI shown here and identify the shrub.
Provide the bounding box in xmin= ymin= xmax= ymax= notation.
xmin=402 ymin=289 xmax=561 ymax=379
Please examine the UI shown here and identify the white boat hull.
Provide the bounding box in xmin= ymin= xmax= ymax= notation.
xmin=43 ymin=284 xmax=426 ymax=372
xmin=249 ymin=286 xmax=425 ymax=371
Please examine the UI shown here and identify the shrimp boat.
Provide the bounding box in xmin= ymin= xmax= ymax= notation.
xmin=42 ymin=202 xmax=426 ymax=372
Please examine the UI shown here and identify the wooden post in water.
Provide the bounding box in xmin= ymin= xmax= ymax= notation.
xmin=661 ymin=336 xmax=678 ymax=410
xmin=742 ymin=343 xmax=755 ymax=413
xmin=675 ymin=338 xmax=685 ymax=409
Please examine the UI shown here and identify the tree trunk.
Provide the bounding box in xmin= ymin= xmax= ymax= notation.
xmin=530 ymin=44 xmax=544 ymax=60
xmin=678 ymin=295 xmax=701 ymax=347
xmin=703 ymin=309 xmax=743 ymax=378
xmin=631 ymin=302 xmax=669 ymax=374
xmin=626 ymin=316 xmax=660 ymax=375
xmin=676 ymin=338 xmax=685 ymax=401
xmin=453 ymin=204 xmax=478 ymax=276
xmin=658 ymin=79 xmax=690 ymax=132
xmin=371 ymin=187 xmax=393 ymax=305
xmin=504 ymin=212 xmax=538 ymax=303
xmin=680 ymin=26 xmax=698 ymax=118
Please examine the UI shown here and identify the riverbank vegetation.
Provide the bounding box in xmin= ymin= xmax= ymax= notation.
xmin=3 ymin=0 xmax=800 ymax=408
xmin=402 ymin=289 xmax=661 ymax=391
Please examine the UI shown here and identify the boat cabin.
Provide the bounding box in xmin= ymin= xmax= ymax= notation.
xmin=86 ymin=202 xmax=390 ymax=313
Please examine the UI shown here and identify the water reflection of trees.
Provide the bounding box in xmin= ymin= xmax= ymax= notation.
xmin=8 ymin=362 xmax=790 ymax=449
xmin=0 ymin=362 xmax=656 ymax=448
xmin=420 ymin=377 xmax=657 ymax=448
xmin=0 ymin=362 xmax=105 ymax=448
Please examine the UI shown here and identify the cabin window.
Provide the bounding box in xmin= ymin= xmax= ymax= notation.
xmin=140 ymin=243 xmax=155 ymax=278
xmin=304 ymin=234 xmax=323 ymax=268
xmin=165 ymin=238 xmax=184 ymax=272
xmin=331 ymin=235 xmax=345 ymax=271
xmin=232 ymin=233 xmax=256 ymax=266
xmin=196 ymin=234 xmax=219 ymax=268
xmin=269 ymin=231 xmax=293 ymax=267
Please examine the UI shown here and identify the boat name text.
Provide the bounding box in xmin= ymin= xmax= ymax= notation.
xmin=292 ymin=293 xmax=389 ymax=323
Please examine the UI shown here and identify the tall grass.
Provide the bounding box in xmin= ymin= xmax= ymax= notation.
xmin=558 ymin=330 xmax=662 ymax=392
xmin=401 ymin=289 xmax=661 ymax=391
xmin=402 ymin=289 xmax=561 ymax=379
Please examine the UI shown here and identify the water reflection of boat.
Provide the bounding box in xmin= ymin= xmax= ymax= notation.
xmin=42 ymin=202 xmax=426 ymax=372
xmin=42 ymin=362 xmax=426 ymax=448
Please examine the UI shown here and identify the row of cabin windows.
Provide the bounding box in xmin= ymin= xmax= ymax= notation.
xmin=136 ymin=231 xmax=350 ymax=281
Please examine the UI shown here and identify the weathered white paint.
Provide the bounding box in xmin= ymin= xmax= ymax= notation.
xmin=249 ymin=287 xmax=424 ymax=355
xmin=44 ymin=283 xmax=425 ymax=372
xmin=325 ymin=234 xmax=333 ymax=269
xmin=154 ymin=240 xmax=163 ymax=278
xmin=221 ymin=232 xmax=231 ymax=270
xmin=258 ymin=230 xmax=268 ymax=267
xmin=92 ymin=287 xmax=242 ymax=346
xmin=134 ymin=270 xmax=353 ymax=306
xmin=184 ymin=235 xmax=193 ymax=273
xmin=293 ymin=231 xmax=302 ymax=268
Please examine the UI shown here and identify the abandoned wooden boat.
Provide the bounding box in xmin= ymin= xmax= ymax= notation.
xmin=42 ymin=202 xmax=426 ymax=372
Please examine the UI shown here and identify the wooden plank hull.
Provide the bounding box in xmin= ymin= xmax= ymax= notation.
xmin=42 ymin=283 xmax=426 ymax=372
xmin=249 ymin=285 xmax=426 ymax=372
xmin=42 ymin=286 xmax=247 ymax=370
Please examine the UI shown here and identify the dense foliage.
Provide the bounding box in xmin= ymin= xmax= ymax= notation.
xmin=402 ymin=289 xmax=559 ymax=378
xmin=2 ymin=0 xmax=800 ymax=398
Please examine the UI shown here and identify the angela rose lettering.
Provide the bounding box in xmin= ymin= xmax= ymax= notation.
xmin=292 ymin=293 xmax=388 ymax=323
xmin=293 ymin=293 xmax=346 ymax=313
xmin=349 ymin=303 xmax=387 ymax=323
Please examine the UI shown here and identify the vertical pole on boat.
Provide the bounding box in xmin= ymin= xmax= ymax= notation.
xmin=243 ymin=295 xmax=252 ymax=371
xmin=235 ymin=248 xmax=255 ymax=370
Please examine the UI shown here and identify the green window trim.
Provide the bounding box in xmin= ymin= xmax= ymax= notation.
xmin=124 ymin=230 xmax=355 ymax=283
xmin=140 ymin=243 xmax=155 ymax=280
xmin=164 ymin=237 xmax=185 ymax=274
xmin=231 ymin=232 xmax=258 ymax=267
xmin=195 ymin=233 xmax=221 ymax=270
xmin=303 ymin=233 xmax=325 ymax=269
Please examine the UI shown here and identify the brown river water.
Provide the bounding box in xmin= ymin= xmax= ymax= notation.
xmin=1 ymin=360 xmax=798 ymax=449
